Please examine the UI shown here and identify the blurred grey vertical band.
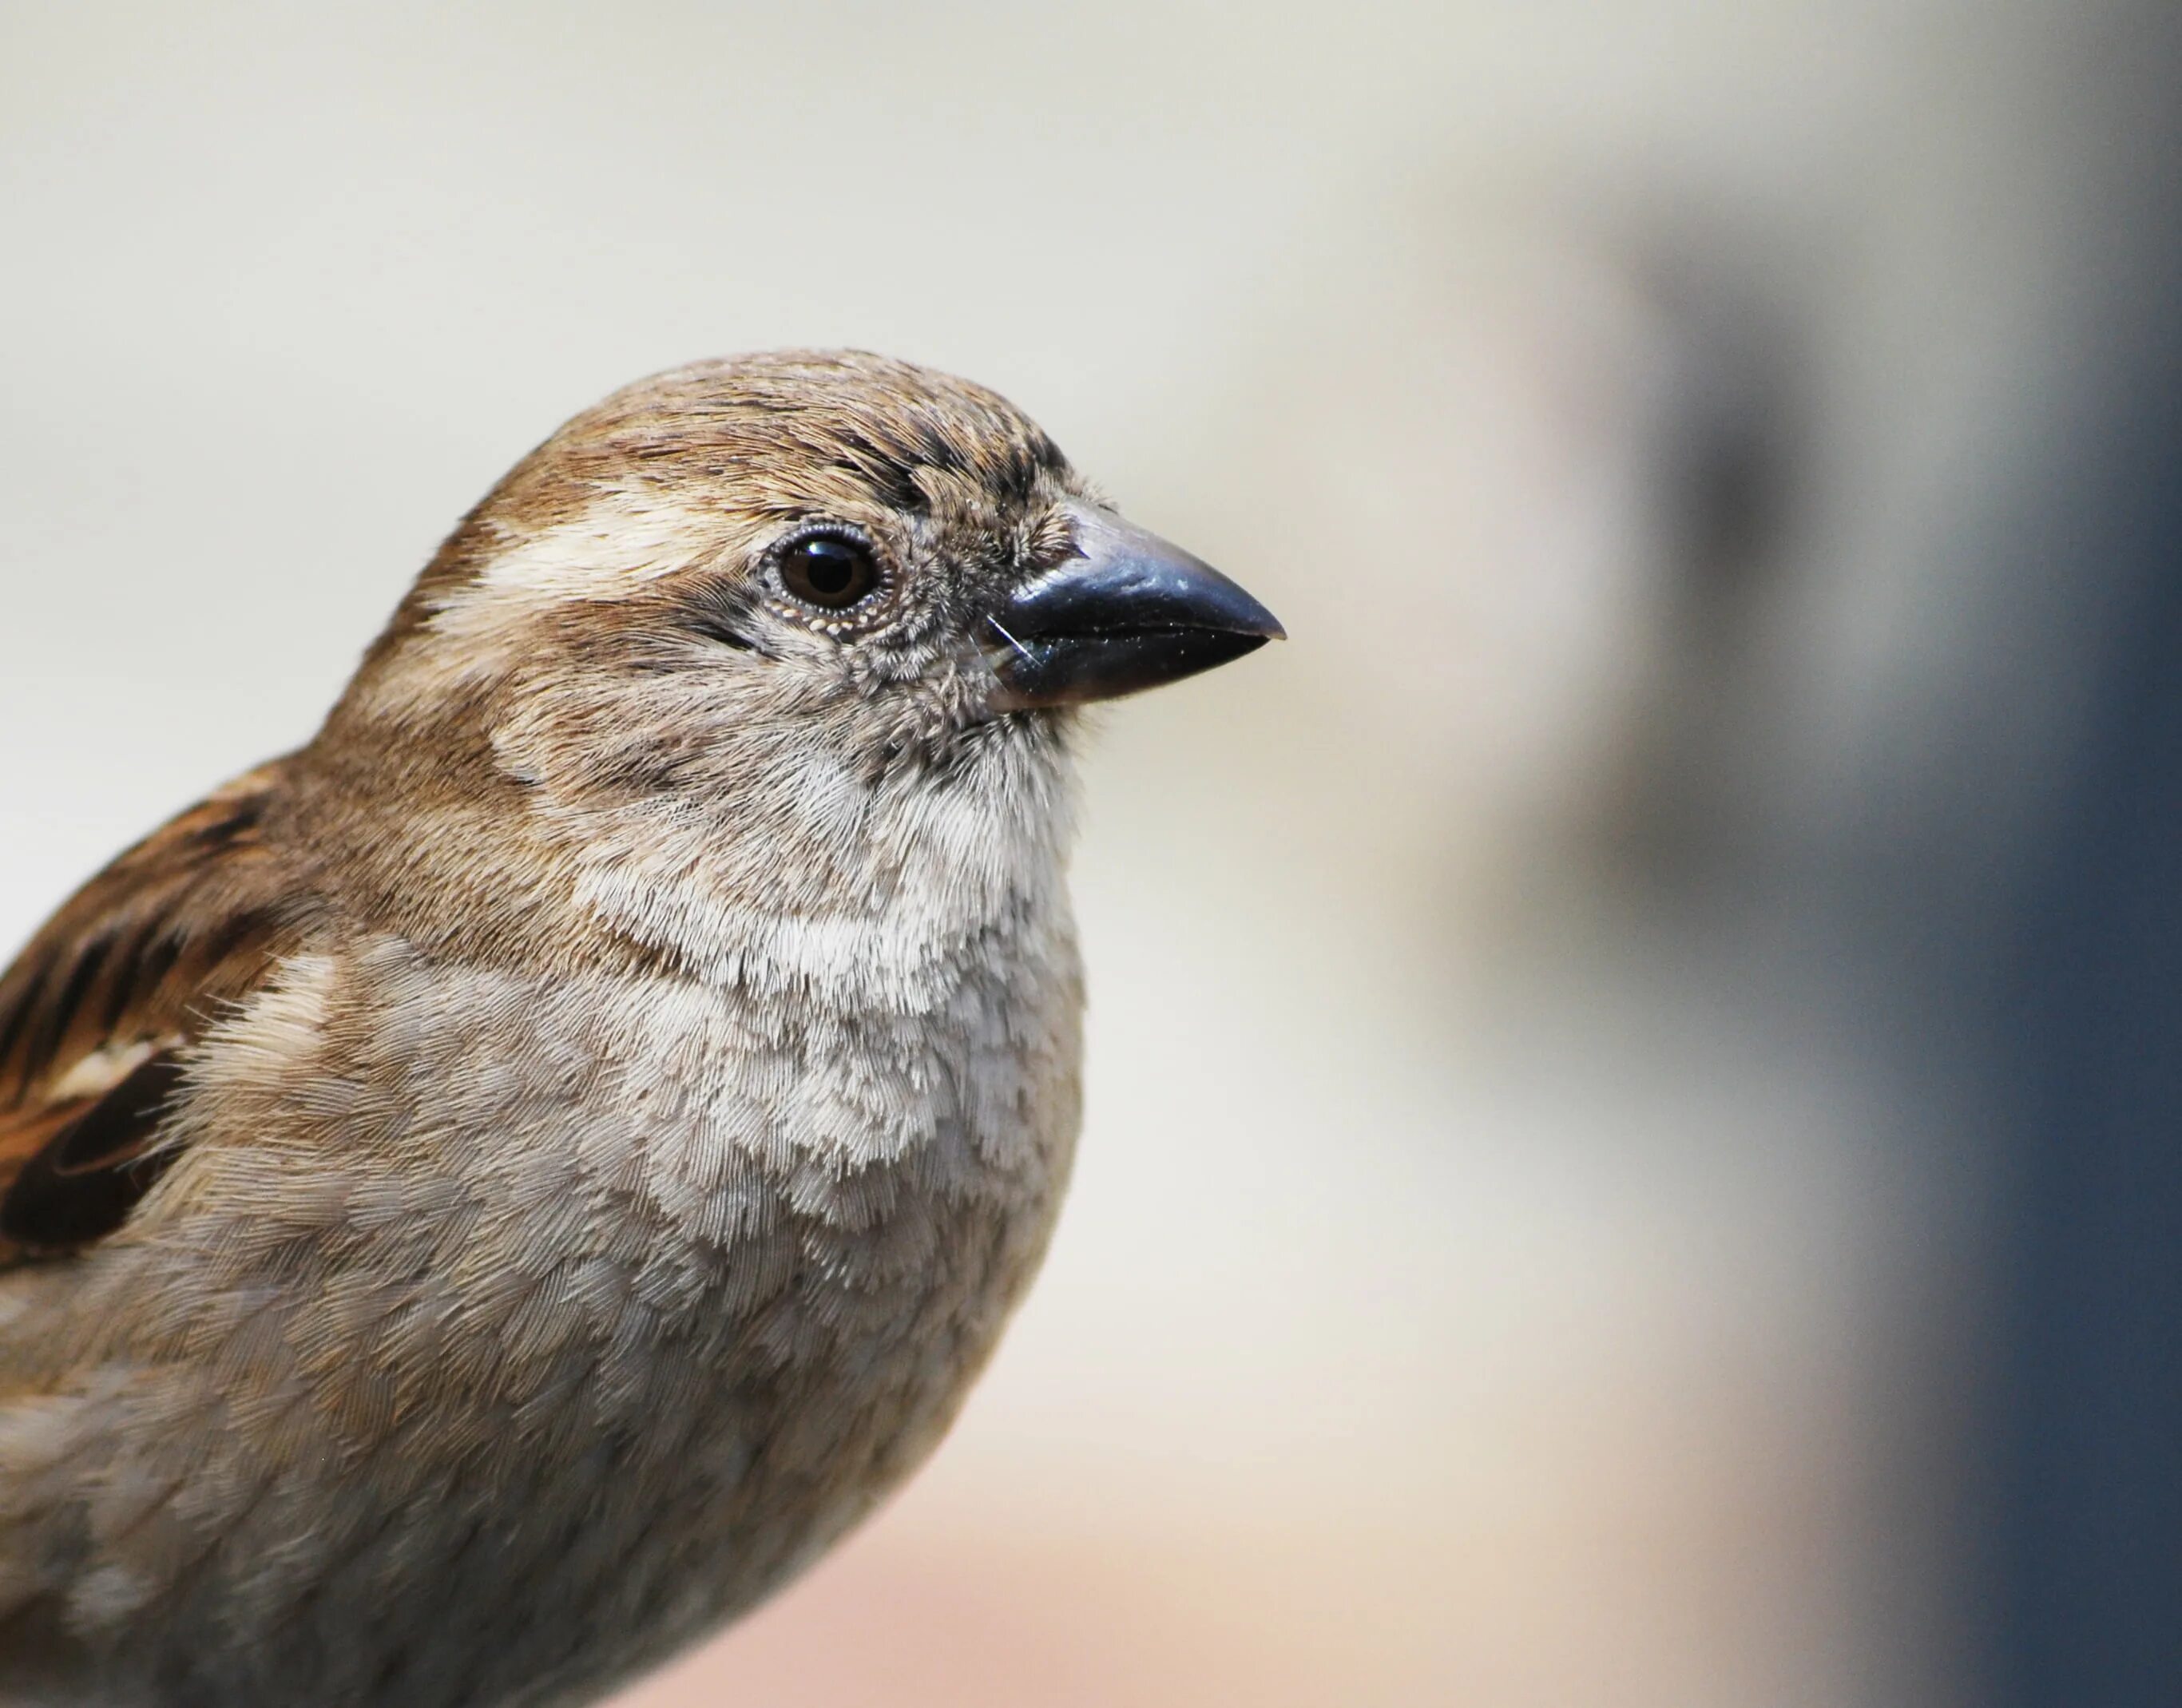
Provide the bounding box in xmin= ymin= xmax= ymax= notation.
xmin=1977 ymin=6 xmax=2182 ymax=1702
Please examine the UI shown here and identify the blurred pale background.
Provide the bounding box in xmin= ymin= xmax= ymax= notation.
xmin=4 ymin=5 xmax=2179 ymax=1705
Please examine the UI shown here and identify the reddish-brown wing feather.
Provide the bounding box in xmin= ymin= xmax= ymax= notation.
xmin=0 ymin=764 xmax=300 ymax=1266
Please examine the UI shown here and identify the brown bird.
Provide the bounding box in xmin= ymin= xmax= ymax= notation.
xmin=0 ymin=351 xmax=1280 ymax=1708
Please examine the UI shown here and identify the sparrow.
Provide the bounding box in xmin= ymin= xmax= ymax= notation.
xmin=0 ymin=351 xmax=1281 ymax=1708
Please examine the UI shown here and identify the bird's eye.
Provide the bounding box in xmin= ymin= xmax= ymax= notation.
xmin=776 ymin=532 xmax=882 ymax=612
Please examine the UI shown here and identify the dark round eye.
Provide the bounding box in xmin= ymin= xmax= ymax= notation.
xmin=776 ymin=533 xmax=882 ymax=612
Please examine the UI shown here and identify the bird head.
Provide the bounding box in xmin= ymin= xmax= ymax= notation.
xmin=311 ymin=351 xmax=1281 ymax=943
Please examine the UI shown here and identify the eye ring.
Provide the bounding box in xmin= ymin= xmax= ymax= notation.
xmin=771 ymin=526 xmax=887 ymax=618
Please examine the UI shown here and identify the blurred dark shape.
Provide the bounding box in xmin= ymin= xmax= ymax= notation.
xmin=1978 ymin=287 xmax=2182 ymax=1708
xmin=1652 ymin=256 xmax=1799 ymax=614
xmin=1977 ymin=11 xmax=2182 ymax=1698
xmin=1603 ymin=235 xmax=1803 ymax=891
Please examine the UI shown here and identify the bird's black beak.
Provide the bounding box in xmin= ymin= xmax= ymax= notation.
xmin=986 ymin=503 xmax=1284 ymax=711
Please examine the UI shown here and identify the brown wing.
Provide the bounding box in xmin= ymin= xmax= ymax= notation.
xmin=0 ymin=763 xmax=301 ymax=1267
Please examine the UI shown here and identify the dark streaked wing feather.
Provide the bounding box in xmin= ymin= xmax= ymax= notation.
xmin=0 ymin=764 xmax=300 ymax=1266
xmin=0 ymin=1054 xmax=189 ymax=1252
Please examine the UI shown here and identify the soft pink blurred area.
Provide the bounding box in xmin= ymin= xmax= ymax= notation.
xmin=626 ymin=1332 xmax=1867 ymax=1708
xmin=2 ymin=2 xmax=2164 ymax=1704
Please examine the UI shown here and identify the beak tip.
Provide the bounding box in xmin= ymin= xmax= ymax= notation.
xmin=1223 ymin=589 xmax=1285 ymax=645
